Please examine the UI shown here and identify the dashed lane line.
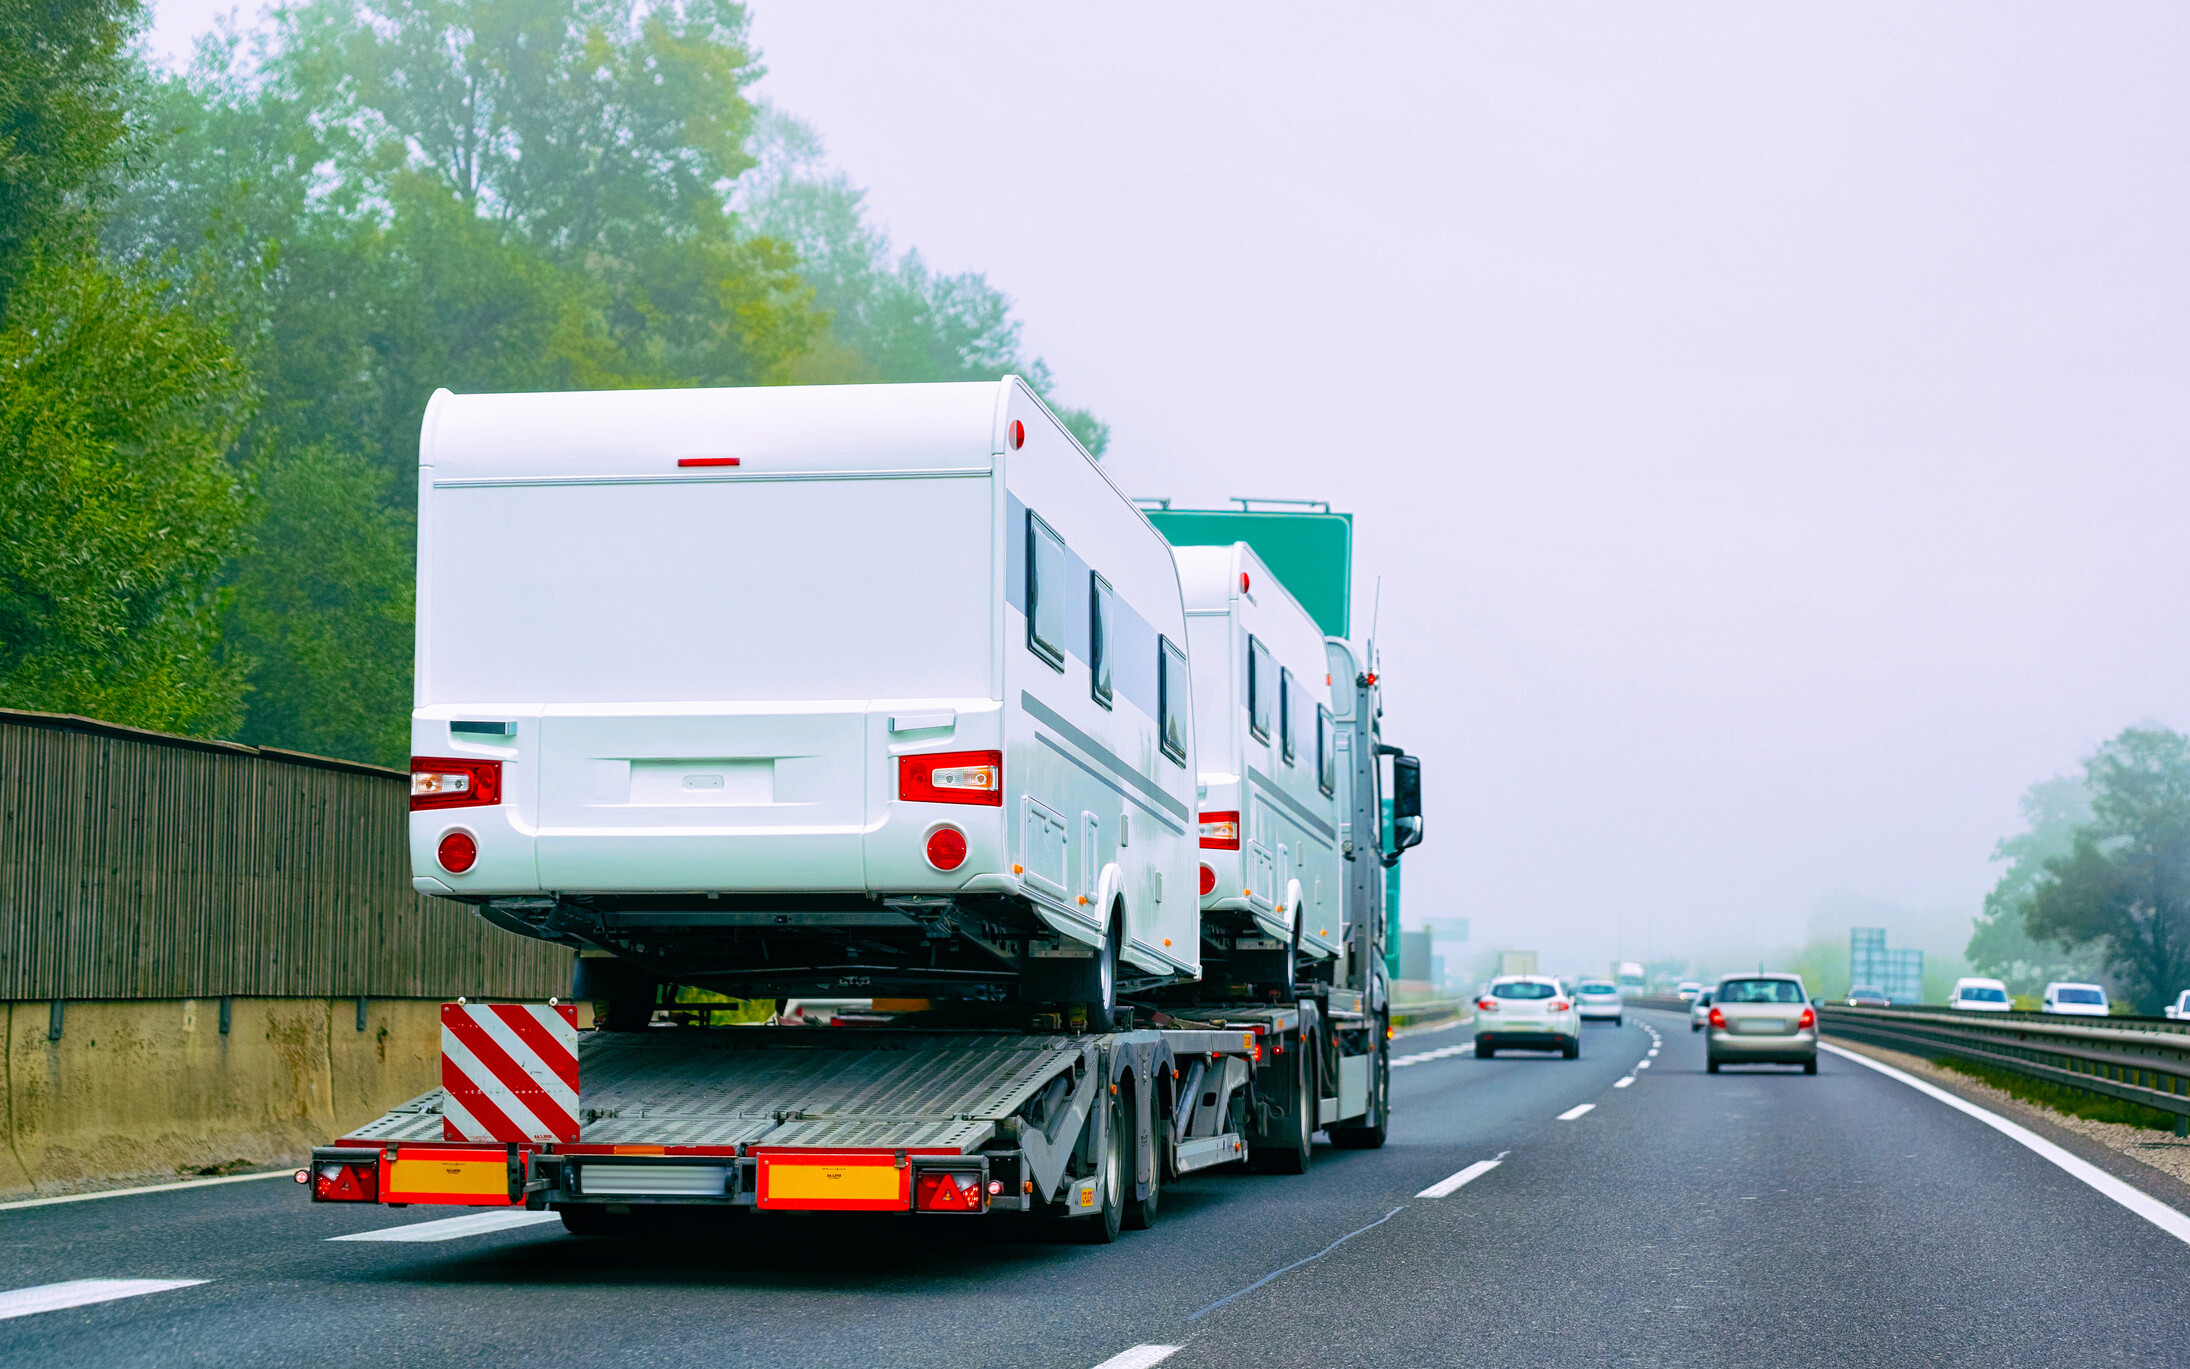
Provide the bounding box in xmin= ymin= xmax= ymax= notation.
xmin=1089 ymin=1346 xmax=1182 ymax=1369
xmin=1614 ymin=1076 xmax=1635 ymax=1088
xmin=328 ymin=1210 xmax=564 ymax=1243
xmin=1393 ymin=1043 xmax=1473 ymax=1068
xmin=0 ymin=1170 xmax=292 ymax=1213
xmin=1557 ymin=1103 xmax=1595 ymax=1121
xmin=1821 ymin=1042 xmax=2190 ymax=1248
xmin=1418 ymin=1158 xmax=1502 ymax=1198
xmin=0 ymin=1279 xmax=206 ymax=1322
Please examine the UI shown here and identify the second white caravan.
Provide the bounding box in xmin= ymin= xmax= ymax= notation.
xmin=407 ymin=378 xmax=1197 ymax=1026
xmin=1173 ymin=542 xmax=1345 ymax=994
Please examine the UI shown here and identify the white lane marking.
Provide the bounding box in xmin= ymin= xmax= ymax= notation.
xmin=1556 ymin=1103 xmax=1595 ymax=1121
xmin=1614 ymin=1076 xmax=1635 ymax=1088
xmin=0 ymin=1170 xmax=292 ymax=1213
xmin=1418 ymin=1159 xmax=1501 ymax=1198
xmin=1090 ymin=1347 xmax=1182 ymax=1369
xmin=0 ymin=1280 xmax=206 ymax=1322
xmin=1648 ymin=1049 xmax=1659 ymax=1057
xmin=1820 ymin=1043 xmax=2190 ymax=1248
xmin=1636 ymin=1060 xmax=1651 ymax=1069
xmin=328 ymin=1210 xmax=564 ymax=1243
xmin=1392 ymin=1043 xmax=1475 ymax=1068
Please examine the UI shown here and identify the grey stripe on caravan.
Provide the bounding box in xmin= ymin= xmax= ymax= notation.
xmin=1036 ymin=735 xmax=1186 ymax=837
xmin=432 ymin=468 xmax=991 ymax=488
xmin=1244 ymin=765 xmax=1340 ymax=842
xmin=1022 ymin=691 xmax=1192 ymax=824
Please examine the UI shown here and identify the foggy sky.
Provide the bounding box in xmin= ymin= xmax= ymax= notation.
xmin=149 ymin=2 xmax=2190 ymax=973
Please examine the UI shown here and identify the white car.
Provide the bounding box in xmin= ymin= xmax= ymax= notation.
xmin=1949 ymin=977 xmax=2013 ymax=1012
xmin=2042 ymin=982 xmax=2110 ymax=1017
xmin=1689 ymin=989 xmax=1714 ymax=1032
xmin=1474 ymin=975 xmax=1582 ymax=1059
xmin=2166 ymin=990 xmax=2190 ymax=1020
xmin=1573 ymin=979 xmax=1624 ymax=1024
xmin=1676 ymin=981 xmax=1704 ymax=1003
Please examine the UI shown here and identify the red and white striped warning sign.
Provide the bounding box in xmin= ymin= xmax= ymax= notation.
xmin=440 ymin=1002 xmax=580 ymax=1143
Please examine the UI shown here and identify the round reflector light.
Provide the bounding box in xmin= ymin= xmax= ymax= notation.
xmin=1239 ymin=571 xmax=1251 ymax=593
xmin=437 ymin=830 xmax=478 ymax=873
xmin=926 ymin=826 xmax=968 ymax=871
xmin=1199 ymin=863 xmax=1217 ymax=896
xmin=1009 ymin=419 xmax=1026 ymax=450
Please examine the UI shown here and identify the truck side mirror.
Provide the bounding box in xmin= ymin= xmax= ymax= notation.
xmin=1393 ymin=754 xmax=1422 ymax=821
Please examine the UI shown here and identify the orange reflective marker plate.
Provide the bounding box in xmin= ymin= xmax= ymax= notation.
xmin=756 ymin=1153 xmax=909 ymax=1211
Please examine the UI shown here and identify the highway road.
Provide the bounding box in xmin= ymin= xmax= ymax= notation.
xmin=2 ymin=1009 xmax=2187 ymax=1366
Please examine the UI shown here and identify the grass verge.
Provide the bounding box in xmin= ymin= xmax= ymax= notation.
xmin=1930 ymin=1055 xmax=2183 ymax=1132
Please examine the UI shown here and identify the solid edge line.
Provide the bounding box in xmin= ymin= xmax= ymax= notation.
xmin=1417 ymin=1159 xmax=1500 ymax=1198
xmin=1819 ymin=1042 xmax=2190 ymax=1247
xmin=1185 ymin=1206 xmax=1407 ymax=1321
xmin=0 ymin=1169 xmax=293 ymax=1213
xmin=1089 ymin=1346 xmax=1184 ymax=1369
xmin=1556 ymin=1103 xmax=1596 ymax=1121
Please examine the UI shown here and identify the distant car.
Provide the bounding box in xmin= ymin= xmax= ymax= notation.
xmin=1845 ymin=985 xmax=1890 ymax=1007
xmin=1676 ymin=981 xmax=1703 ymax=1002
xmin=1689 ymin=989 xmax=1714 ymax=1032
xmin=1706 ymin=974 xmax=1817 ymax=1074
xmin=2042 ymin=982 xmax=2110 ymax=1016
xmin=1573 ymin=979 xmax=1623 ymax=1025
xmin=2167 ymin=991 xmax=2190 ymax=1021
xmin=1475 ymin=975 xmax=1582 ymax=1059
xmin=1949 ymin=977 xmax=2013 ymax=1012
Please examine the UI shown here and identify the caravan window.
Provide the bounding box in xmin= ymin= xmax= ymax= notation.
xmin=1247 ymin=636 xmax=1273 ymax=742
xmin=1026 ymin=513 xmax=1068 ymax=671
xmin=1280 ymin=668 xmax=1296 ymax=765
xmin=1089 ymin=572 xmax=1115 ymax=708
xmin=1159 ymin=636 xmax=1188 ymax=765
xmin=1316 ymin=705 xmax=1335 ymax=795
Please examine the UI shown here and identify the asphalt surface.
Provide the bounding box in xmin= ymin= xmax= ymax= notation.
xmin=1 ymin=1010 xmax=2186 ymax=1366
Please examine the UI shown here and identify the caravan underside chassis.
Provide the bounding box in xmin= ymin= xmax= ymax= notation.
xmin=306 ymin=1002 xmax=1387 ymax=1230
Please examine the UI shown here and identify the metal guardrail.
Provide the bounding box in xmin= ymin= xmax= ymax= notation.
xmin=1391 ymin=999 xmax=1466 ymax=1031
xmin=1818 ymin=1004 xmax=2190 ymax=1135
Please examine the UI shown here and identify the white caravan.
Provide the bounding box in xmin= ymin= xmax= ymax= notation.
xmin=407 ymin=378 xmax=1197 ymax=1024
xmin=1172 ymin=543 xmax=1345 ymax=991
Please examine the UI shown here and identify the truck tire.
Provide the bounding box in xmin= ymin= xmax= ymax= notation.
xmin=1078 ymin=1087 xmax=1126 ymax=1244
xmin=1327 ymin=1032 xmax=1389 ymax=1150
xmin=1124 ymin=1104 xmax=1162 ymax=1231
xmin=1250 ymin=1042 xmax=1313 ymax=1175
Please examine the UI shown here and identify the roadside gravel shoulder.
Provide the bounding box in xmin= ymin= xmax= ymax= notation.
xmin=1825 ymin=1033 xmax=2190 ymax=1212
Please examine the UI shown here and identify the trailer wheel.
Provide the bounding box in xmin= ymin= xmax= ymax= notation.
xmin=1250 ymin=1040 xmax=1313 ymax=1175
xmin=1084 ymin=905 xmax=1123 ymax=1032
xmin=1078 ymin=1087 xmax=1126 ymax=1244
xmin=1124 ymin=1105 xmax=1162 ymax=1231
xmin=1328 ymin=1028 xmax=1389 ymax=1150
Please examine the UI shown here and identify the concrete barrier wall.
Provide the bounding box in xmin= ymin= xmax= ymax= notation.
xmin=0 ymin=998 xmax=447 ymax=1197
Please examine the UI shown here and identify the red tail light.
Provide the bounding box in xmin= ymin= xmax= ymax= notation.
xmin=1551 ymin=1000 xmax=1571 ymax=1012
xmin=1709 ymin=1006 xmax=1726 ymax=1029
xmin=914 ymin=1170 xmax=986 ymax=1212
xmin=310 ymin=1161 xmax=379 ymax=1203
xmin=437 ymin=831 xmax=478 ymax=873
xmin=1199 ymin=811 xmax=1241 ymax=850
xmin=899 ymin=751 xmax=1002 ymax=805
xmin=925 ymin=826 xmax=968 ymax=871
xmin=411 ymin=757 xmax=502 ymax=811
xmin=1798 ymin=1007 xmax=1816 ymax=1030
xmin=1198 ymin=863 xmax=1217 ymax=896
xmin=1477 ymin=999 xmax=1499 ymax=1011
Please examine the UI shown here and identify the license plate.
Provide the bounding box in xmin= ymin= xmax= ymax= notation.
xmin=1737 ymin=1018 xmax=1790 ymax=1034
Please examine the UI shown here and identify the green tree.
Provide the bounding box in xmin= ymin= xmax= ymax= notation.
xmin=2027 ymin=728 xmax=2190 ymax=1013
xmin=0 ymin=249 xmax=254 ymax=734
xmin=0 ymin=0 xmax=135 ymax=314
xmin=1967 ymin=775 xmax=2107 ymax=993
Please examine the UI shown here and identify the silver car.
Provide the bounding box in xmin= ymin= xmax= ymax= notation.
xmin=1706 ymin=973 xmax=1817 ymax=1074
xmin=1689 ymin=988 xmax=1714 ymax=1032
